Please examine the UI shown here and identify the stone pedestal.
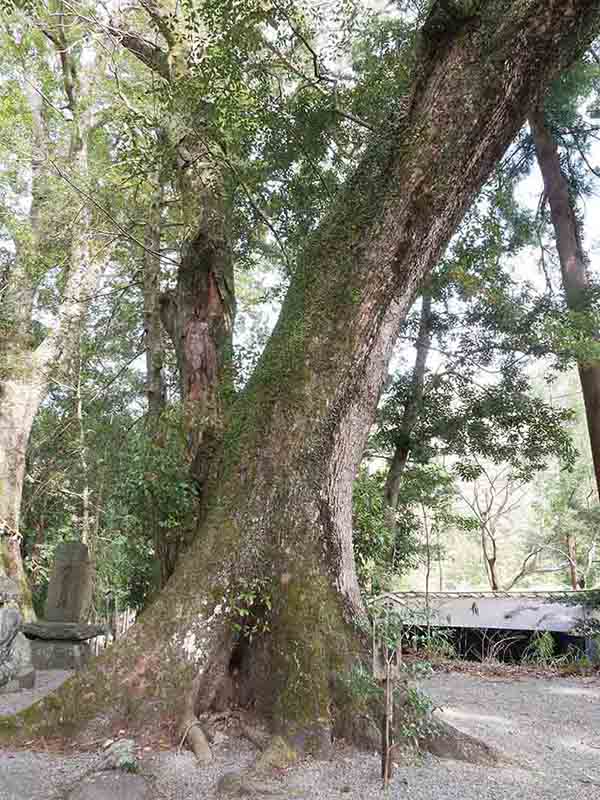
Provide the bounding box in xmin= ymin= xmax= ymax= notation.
xmin=22 ymin=621 xmax=104 ymax=671
xmin=28 ymin=639 xmax=91 ymax=670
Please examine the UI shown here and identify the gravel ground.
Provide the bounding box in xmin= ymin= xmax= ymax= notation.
xmin=1 ymin=670 xmax=599 ymax=799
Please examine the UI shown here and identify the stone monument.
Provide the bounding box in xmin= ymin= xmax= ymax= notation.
xmin=45 ymin=541 xmax=93 ymax=623
xmin=22 ymin=542 xmax=103 ymax=670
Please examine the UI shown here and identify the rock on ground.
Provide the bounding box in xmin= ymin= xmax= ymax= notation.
xmin=99 ymin=739 xmax=137 ymax=772
xmin=65 ymin=772 xmax=152 ymax=800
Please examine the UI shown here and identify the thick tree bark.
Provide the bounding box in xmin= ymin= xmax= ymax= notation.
xmin=154 ymin=138 xmax=236 ymax=585
xmin=113 ymin=15 xmax=236 ymax=459
xmin=6 ymin=0 xmax=600 ymax=752
xmin=530 ymin=107 xmax=600 ymax=499
xmin=0 ymin=378 xmax=46 ymax=619
xmin=159 ymin=149 xmax=235 ymax=491
xmin=384 ymin=293 xmax=433 ymax=513
xmin=0 ymin=83 xmax=47 ymax=617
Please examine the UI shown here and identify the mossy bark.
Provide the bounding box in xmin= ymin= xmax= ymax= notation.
xmin=4 ymin=0 xmax=600 ymax=750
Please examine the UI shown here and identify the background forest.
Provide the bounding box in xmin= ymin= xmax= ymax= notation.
xmin=1 ymin=0 xmax=600 ymax=630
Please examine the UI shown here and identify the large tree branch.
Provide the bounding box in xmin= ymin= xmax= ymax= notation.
xmin=108 ymin=22 xmax=170 ymax=79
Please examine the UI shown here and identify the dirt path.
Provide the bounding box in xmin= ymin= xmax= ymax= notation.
xmin=1 ymin=671 xmax=599 ymax=799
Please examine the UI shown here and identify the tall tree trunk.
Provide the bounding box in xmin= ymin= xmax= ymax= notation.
xmin=116 ymin=23 xmax=237 ymax=582
xmin=0 ymin=34 xmax=105 ymax=616
xmin=9 ymin=0 xmax=600 ymax=749
xmin=143 ymin=183 xmax=166 ymax=423
xmin=530 ymin=107 xmax=600 ymax=499
xmin=141 ymin=181 xmax=176 ymax=588
xmin=115 ymin=13 xmax=236 ymax=492
xmin=384 ymin=293 xmax=433 ymax=513
xmin=156 ymin=142 xmax=236 ymax=585
xmin=0 ymin=81 xmax=47 ymax=618
xmin=159 ymin=151 xmax=235 ymax=496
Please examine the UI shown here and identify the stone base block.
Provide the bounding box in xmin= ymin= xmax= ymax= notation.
xmin=30 ymin=639 xmax=90 ymax=670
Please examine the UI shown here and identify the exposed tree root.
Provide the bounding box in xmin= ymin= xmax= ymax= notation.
xmin=178 ymin=715 xmax=212 ymax=763
xmin=238 ymin=718 xmax=270 ymax=752
xmin=418 ymin=718 xmax=503 ymax=766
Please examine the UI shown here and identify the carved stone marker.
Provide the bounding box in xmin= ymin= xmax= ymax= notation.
xmin=0 ymin=607 xmax=35 ymax=693
xmin=45 ymin=541 xmax=93 ymax=623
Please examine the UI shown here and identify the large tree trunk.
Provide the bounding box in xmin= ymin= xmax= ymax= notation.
xmin=0 ymin=376 xmax=46 ymax=619
xmin=155 ymin=135 xmax=236 ymax=584
xmin=530 ymin=107 xmax=600 ymax=499
xmin=6 ymin=0 xmax=600 ymax=751
xmin=114 ymin=8 xmax=236 ymax=474
xmin=141 ymin=182 xmax=174 ymax=589
xmin=0 ymin=82 xmax=47 ymax=618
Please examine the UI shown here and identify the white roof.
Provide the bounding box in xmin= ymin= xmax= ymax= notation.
xmin=372 ymin=590 xmax=600 ymax=634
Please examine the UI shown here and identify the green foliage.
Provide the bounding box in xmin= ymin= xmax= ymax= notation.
xmin=398 ymin=686 xmax=439 ymax=742
xmin=341 ymin=662 xmax=384 ymax=704
xmin=522 ymin=631 xmax=566 ymax=667
xmin=376 ymin=263 xmax=579 ymax=484
xmin=228 ymin=577 xmax=272 ymax=642
xmin=352 ymin=469 xmax=419 ymax=592
xmin=347 ymin=12 xmax=418 ymax=129
xmin=415 ymin=629 xmax=457 ymax=660
xmin=530 ymin=453 xmax=600 ymax=590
